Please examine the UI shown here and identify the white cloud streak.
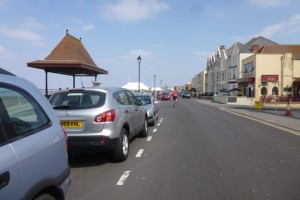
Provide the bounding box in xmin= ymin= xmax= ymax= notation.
xmin=100 ymin=0 xmax=169 ymax=22
xmin=234 ymin=13 xmax=300 ymax=42
xmin=0 ymin=17 xmax=44 ymax=45
xmin=257 ymin=13 xmax=300 ymax=37
xmin=248 ymin=0 xmax=289 ymax=7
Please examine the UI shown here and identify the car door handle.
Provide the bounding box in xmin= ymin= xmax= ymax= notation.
xmin=0 ymin=171 xmax=10 ymax=189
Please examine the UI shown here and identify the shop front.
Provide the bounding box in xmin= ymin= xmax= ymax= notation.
xmin=237 ymin=77 xmax=255 ymax=98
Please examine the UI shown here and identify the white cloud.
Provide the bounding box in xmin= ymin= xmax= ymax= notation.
xmin=128 ymin=49 xmax=152 ymax=58
xmin=100 ymin=0 xmax=169 ymax=22
xmin=234 ymin=13 xmax=300 ymax=42
xmin=72 ymin=18 xmax=96 ymax=31
xmin=82 ymin=24 xmax=95 ymax=31
xmin=248 ymin=0 xmax=289 ymax=7
xmin=257 ymin=13 xmax=300 ymax=36
xmin=0 ymin=17 xmax=44 ymax=45
xmin=0 ymin=24 xmax=43 ymax=42
xmin=19 ymin=17 xmax=44 ymax=30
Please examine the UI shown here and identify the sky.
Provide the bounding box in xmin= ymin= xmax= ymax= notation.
xmin=0 ymin=0 xmax=300 ymax=90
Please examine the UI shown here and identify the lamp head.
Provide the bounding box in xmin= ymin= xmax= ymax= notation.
xmin=137 ymin=55 xmax=142 ymax=63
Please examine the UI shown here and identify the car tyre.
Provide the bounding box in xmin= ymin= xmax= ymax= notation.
xmin=139 ymin=118 xmax=148 ymax=137
xmin=34 ymin=193 xmax=56 ymax=200
xmin=112 ymin=128 xmax=129 ymax=162
xmin=149 ymin=114 xmax=155 ymax=126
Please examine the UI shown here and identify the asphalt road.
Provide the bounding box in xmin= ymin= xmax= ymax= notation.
xmin=66 ymin=98 xmax=300 ymax=200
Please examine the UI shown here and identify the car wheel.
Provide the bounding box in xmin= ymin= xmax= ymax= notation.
xmin=34 ymin=193 xmax=56 ymax=200
xmin=139 ymin=118 xmax=148 ymax=137
xmin=112 ymin=128 xmax=129 ymax=162
xmin=149 ymin=114 xmax=155 ymax=126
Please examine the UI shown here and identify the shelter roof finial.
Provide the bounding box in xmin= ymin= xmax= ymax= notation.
xmin=66 ymin=29 xmax=69 ymax=35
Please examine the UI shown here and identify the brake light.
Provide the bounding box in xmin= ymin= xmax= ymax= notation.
xmin=95 ymin=109 xmax=116 ymax=122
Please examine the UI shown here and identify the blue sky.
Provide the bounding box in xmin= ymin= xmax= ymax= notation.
xmin=0 ymin=0 xmax=300 ymax=90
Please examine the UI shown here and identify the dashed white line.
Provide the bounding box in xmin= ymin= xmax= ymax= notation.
xmin=159 ymin=118 xmax=163 ymax=123
xmin=157 ymin=123 xmax=161 ymax=126
xmin=147 ymin=136 xmax=152 ymax=141
xmin=116 ymin=171 xmax=131 ymax=185
xmin=136 ymin=149 xmax=144 ymax=157
xmin=153 ymin=128 xmax=157 ymax=133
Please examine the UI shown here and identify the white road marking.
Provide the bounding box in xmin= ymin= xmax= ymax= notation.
xmin=159 ymin=118 xmax=163 ymax=123
xmin=157 ymin=123 xmax=161 ymax=126
xmin=116 ymin=171 xmax=131 ymax=185
xmin=147 ymin=136 xmax=152 ymax=141
xmin=136 ymin=149 xmax=144 ymax=157
xmin=153 ymin=128 xmax=157 ymax=133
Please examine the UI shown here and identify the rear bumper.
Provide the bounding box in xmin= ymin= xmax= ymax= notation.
xmin=68 ymin=136 xmax=119 ymax=153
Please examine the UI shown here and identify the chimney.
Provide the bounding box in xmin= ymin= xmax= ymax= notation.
xmin=251 ymin=45 xmax=260 ymax=52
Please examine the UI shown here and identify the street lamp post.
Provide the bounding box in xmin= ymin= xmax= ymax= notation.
xmin=137 ymin=55 xmax=142 ymax=93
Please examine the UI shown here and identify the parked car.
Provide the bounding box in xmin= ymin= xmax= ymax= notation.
xmin=0 ymin=68 xmax=70 ymax=200
xmin=182 ymin=92 xmax=191 ymax=98
xmin=49 ymin=87 xmax=148 ymax=162
xmin=135 ymin=94 xmax=159 ymax=126
xmin=160 ymin=92 xmax=171 ymax=100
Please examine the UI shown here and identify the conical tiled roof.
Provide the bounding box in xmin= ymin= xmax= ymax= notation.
xmin=27 ymin=32 xmax=108 ymax=76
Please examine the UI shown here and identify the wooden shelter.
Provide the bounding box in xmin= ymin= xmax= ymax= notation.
xmin=27 ymin=30 xmax=108 ymax=96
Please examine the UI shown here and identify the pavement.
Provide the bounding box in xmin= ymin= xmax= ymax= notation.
xmin=193 ymin=98 xmax=300 ymax=133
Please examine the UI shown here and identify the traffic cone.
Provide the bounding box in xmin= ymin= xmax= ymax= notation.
xmin=285 ymin=98 xmax=292 ymax=116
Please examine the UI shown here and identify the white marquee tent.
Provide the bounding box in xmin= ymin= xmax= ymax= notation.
xmin=122 ymin=82 xmax=150 ymax=91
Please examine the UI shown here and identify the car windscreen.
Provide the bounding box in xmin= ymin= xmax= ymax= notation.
xmin=49 ymin=91 xmax=106 ymax=109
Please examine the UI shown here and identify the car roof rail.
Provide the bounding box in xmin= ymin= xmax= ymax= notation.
xmin=0 ymin=68 xmax=16 ymax=76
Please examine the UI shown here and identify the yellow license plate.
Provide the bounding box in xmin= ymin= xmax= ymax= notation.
xmin=61 ymin=121 xmax=83 ymax=128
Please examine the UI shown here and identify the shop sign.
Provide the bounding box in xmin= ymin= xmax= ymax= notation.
xmin=261 ymin=75 xmax=278 ymax=82
xmin=237 ymin=77 xmax=255 ymax=83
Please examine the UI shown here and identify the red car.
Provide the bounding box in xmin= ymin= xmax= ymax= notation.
xmin=160 ymin=92 xmax=171 ymax=100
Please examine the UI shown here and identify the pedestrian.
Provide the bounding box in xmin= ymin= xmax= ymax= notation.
xmin=172 ymin=90 xmax=178 ymax=107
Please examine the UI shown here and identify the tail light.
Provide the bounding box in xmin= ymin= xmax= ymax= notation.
xmin=95 ymin=109 xmax=116 ymax=122
xmin=60 ymin=124 xmax=70 ymax=151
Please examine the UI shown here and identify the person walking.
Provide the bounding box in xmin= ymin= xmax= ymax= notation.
xmin=172 ymin=90 xmax=178 ymax=107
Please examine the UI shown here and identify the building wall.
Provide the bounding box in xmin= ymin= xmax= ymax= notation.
xmin=241 ymin=53 xmax=298 ymax=101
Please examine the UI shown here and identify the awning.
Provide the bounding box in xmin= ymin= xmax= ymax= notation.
xmin=237 ymin=77 xmax=255 ymax=83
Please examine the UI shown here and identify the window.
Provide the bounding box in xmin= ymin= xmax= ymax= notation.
xmin=113 ymin=90 xmax=129 ymax=105
xmin=0 ymin=84 xmax=50 ymax=140
xmin=272 ymin=87 xmax=278 ymax=96
xmin=261 ymin=87 xmax=267 ymax=95
xmin=49 ymin=91 xmax=105 ymax=109
xmin=244 ymin=62 xmax=254 ymax=76
xmin=232 ymin=69 xmax=236 ymax=79
xmin=125 ymin=90 xmax=138 ymax=105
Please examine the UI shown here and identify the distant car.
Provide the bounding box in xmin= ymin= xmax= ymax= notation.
xmin=49 ymin=87 xmax=148 ymax=162
xmin=182 ymin=92 xmax=191 ymax=98
xmin=0 ymin=68 xmax=70 ymax=200
xmin=160 ymin=92 xmax=171 ymax=100
xmin=135 ymin=94 xmax=159 ymax=126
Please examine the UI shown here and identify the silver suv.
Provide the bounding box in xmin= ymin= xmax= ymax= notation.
xmin=49 ymin=87 xmax=148 ymax=162
xmin=0 ymin=68 xmax=70 ymax=200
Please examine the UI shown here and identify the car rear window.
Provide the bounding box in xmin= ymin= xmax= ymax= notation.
xmin=136 ymin=96 xmax=151 ymax=104
xmin=49 ymin=90 xmax=106 ymax=109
